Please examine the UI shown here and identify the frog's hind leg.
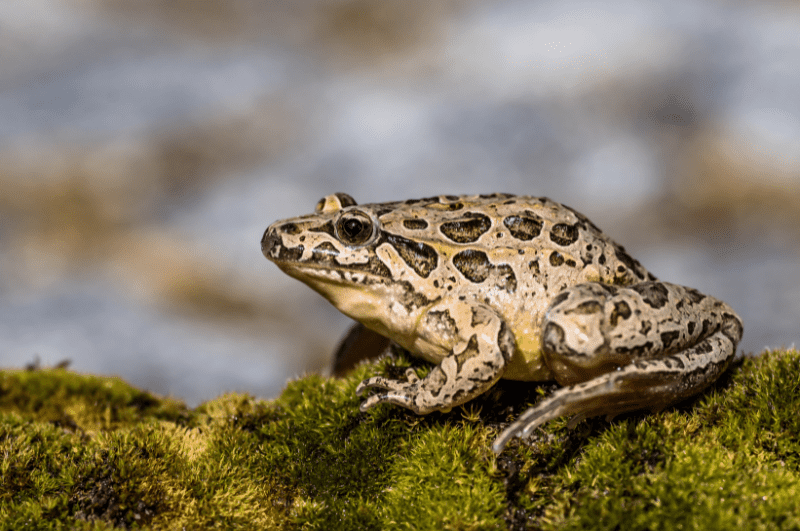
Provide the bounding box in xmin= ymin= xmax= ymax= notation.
xmin=492 ymin=281 xmax=743 ymax=454
xmin=491 ymin=337 xmax=736 ymax=453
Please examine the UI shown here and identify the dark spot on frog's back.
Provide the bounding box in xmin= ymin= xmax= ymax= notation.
xmin=613 ymin=244 xmax=647 ymax=280
xmin=632 ymin=282 xmax=670 ymax=309
xmin=403 ymin=219 xmax=429 ymax=230
xmin=384 ymin=232 xmax=438 ymax=278
xmin=562 ymin=204 xmax=603 ymax=233
xmin=440 ymin=212 xmax=492 ymax=243
xmin=495 ymin=264 xmax=517 ymax=293
xmin=549 ymin=251 xmax=565 ymax=267
xmin=452 ymin=249 xmax=493 ymax=283
xmin=598 ymin=284 xmax=618 ymax=295
xmin=685 ymin=288 xmax=706 ymax=304
xmin=479 ymin=193 xmax=513 ymax=200
xmin=568 ymin=300 xmax=603 ymax=314
xmin=549 ymin=223 xmax=579 ymax=246
xmin=503 ymin=214 xmax=543 ymax=241
xmin=439 ymin=201 xmax=464 ymax=211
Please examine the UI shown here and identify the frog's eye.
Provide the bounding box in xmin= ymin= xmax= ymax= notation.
xmin=335 ymin=210 xmax=375 ymax=246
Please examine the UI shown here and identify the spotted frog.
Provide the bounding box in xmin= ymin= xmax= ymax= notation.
xmin=262 ymin=193 xmax=743 ymax=453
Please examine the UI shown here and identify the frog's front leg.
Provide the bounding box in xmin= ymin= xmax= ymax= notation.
xmin=356 ymin=301 xmax=515 ymax=414
xmin=492 ymin=281 xmax=743 ymax=454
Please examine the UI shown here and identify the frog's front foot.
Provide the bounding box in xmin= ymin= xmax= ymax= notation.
xmin=357 ymin=301 xmax=516 ymax=416
xmin=356 ymin=368 xmax=432 ymax=413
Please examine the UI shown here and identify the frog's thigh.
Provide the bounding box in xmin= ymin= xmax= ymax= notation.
xmin=491 ymin=281 xmax=743 ymax=454
xmin=541 ymin=281 xmax=742 ymax=385
xmin=357 ymin=301 xmax=515 ymax=414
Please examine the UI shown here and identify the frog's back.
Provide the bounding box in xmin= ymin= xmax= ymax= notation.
xmin=365 ymin=193 xmax=656 ymax=379
xmin=370 ymin=193 xmax=654 ymax=292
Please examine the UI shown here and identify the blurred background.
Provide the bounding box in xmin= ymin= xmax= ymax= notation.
xmin=1 ymin=0 xmax=798 ymax=406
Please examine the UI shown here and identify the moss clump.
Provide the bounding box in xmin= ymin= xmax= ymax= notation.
xmin=1 ymin=350 xmax=799 ymax=530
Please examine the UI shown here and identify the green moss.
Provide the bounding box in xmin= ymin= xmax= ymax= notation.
xmin=378 ymin=423 xmax=506 ymax=530
xmin=1 ymin=350 xmax=798 ymax=530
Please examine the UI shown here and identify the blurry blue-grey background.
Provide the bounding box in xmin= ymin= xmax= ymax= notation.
xmin=1 ymin=0 xmax=798 ymax=405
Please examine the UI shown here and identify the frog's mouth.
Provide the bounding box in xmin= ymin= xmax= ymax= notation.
xmin=277 ymin=261 xmax=382 ymax=286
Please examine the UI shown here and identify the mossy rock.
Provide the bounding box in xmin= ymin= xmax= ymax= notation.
xmin=1 ymin=349 xmax=799 ymax=530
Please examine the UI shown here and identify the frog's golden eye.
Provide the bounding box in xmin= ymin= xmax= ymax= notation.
xmin=335 ymin=211 xmax=375 ymax=246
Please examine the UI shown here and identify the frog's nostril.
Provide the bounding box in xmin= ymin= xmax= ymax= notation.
xmin=261 ymin=227 xmax=282 ymax=257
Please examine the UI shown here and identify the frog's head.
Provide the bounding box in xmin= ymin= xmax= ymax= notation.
xmin=262 ymin=193 xmax=443 ymax=333
xmin=262 ymin=193 xmax=396 ymax=279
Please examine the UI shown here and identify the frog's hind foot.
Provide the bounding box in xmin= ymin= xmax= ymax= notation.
xmin=491 ymin=368 xmax=667 ymax=454
xmin=491 ymin=313 xmax=742 ymax=454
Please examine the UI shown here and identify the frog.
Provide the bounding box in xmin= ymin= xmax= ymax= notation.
xmin=261 ymin=193 xmax=743 ymax=453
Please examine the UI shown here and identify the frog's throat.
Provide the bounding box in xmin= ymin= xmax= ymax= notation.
xmin=278 ymin=262 xmax=422 ymax=339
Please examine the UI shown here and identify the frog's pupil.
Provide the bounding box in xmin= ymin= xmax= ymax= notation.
xmin=344 ymin=218 xmax=364 ymax=237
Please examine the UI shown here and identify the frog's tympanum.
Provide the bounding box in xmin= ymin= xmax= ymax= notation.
xmin=262 ymin=193 xmax=743 ymax=453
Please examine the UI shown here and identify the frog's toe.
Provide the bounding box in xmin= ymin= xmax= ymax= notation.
xmin=359 ymin=393 xmax=388 ymax=411
xmin=356 ymin=376 xmax=397 ymax=395
xmin=359 ymin=389 xmax=422 ymax=413
xmin=491 ymin=409 xmax=551 ymax=454
xmin=357 ymin=377 xmax=421 ymax=412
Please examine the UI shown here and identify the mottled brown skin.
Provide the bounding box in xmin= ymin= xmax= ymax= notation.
xmin=262 ymin=193 xmax=743 ymax=453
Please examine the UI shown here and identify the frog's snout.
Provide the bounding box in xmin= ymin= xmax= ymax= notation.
xmin=261 ymin=226 xmax=282 ymax=260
